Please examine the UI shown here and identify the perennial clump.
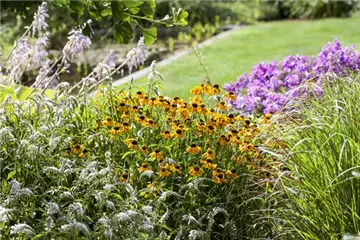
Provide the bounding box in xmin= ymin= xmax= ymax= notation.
xmin=225 ymin=40 xmax=360 ymax=113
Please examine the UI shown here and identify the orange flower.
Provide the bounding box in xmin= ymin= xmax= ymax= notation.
xmin=149 ymin=150 xmax=163 ymax=160
xmin=110 ymin=126 xmax=123 ymax=135
xmin=202 ymin=148 xmax=215 ymax=160
xmin=216 ymin=100 xmax=228 ymax=110
xmin=117 ymin=102 xmax=128 ymax=112
xmin=190 ymin=86 xmax=203 ymax=95
xmin=157 ymin=167 xmax=171 ymax=177
xmin=123 ymin=139 xmax=138 ymax=150
xmin=213 ymin=172 xmax=226 ymax=184
xmin=212 ymin=84 xmax=221 ymax=94
xmin=160 ymin=130 xmax=173 ymax=139
xmin=139 ymin=145 xmax=149 ymax=155
xmin=120 ymin=173 xmax=130 ymax=182
xmin=224 ymin=91 xmax=236 ymax=101
xmin=189 ymin=165 xmax=203 ymax=176
xmin=263 ymin=113 xmax=272 ymax=124
xmin=226 ymin=168 xmax=240 ymax=179
xmin=72 ymin=144 xmax=82 ymax=154
xmin=138 ymin=163 xmax=152 ymax=172
xmin=212 ymin=168 xmax=223 ymax=177
xmin=103 ymin=117 xmax=115 ymax=127
xmin=145 ymin=119 xmax=156 ymax=128
xmin=186 ymin=143 xmax=201 ymax=154
xmin=203 ymin=84 xmax=215 ymax=95
xmin=200 ymin=158 xmax=217 ymax=170
xmin=79 ymin=148 xmax=89 ymax=158
xmin=169 ymin=164 xmax=182 ymax=174
xmin=174 ymin=128 xmax=185 ymax=139
xmin=190 ymin=103 xmax=202 ymax=113
xmin=122 ymin=122 xmax=132 ymax=131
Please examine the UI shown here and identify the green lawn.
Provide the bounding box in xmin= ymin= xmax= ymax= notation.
xmin=157 ymin=14 xmax=360 ymax=99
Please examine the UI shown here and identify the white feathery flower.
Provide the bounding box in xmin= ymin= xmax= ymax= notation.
xmin=188 ymin=229 xmax=206 ymax=240
xmin=103 ymin=184 xmax=114 ymax=191
xmin=60 ymin=221 xmax=89 ymax=234
xmin=7 ymin=37 xmax=31 ymax=83
xmin=0 ymin=205 xmax=11 ymax=222
xmin=114 ymin=212 xmax=131 ymax=223
xmin=28 ymin=32 xmax=49 ymax=70
xmin=60 ymin=191 xmax=74 ymax=200
xmin=62 ymin=30 xmax=91 ymax=61
xmin=10 ymin=180 xmax=22 ymax=194
xmin=94 ymin=49 xmax=117 ymax=79
xmin=106 ymin=200 xmax=116 ymax=211
xmin=32 ymin=2 xmax=49 ymax=36
xmin=10 ymin=223 xmax=35 ymax=238
xmin=46 ymin=202 xmax=60 ymax=216
xmin=126 ymin=37 xmax=149 ymax=73
xmin=68 ymin=202 xmax=84 ymax=217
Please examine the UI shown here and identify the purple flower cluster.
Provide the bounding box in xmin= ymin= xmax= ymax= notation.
xmin=224 ymin=40 xmax=360 ymax=114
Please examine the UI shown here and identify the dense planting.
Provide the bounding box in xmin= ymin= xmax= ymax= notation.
xmin=225 ymin=40 xmax=360 ymax=113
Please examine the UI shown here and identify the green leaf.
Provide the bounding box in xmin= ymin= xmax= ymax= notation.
xmin=100 ymin=8 xmax=112 ymax=17
xmin=0 ymin=84 xmax=16 ymax=102
xmin=124 ymin=0 xmax=143 ymax=14
xmin=111 ymin=1 xmax=130 ymax=22
xmin=15 ymin=85 xmax=33 ymax=101
xmin=114 ymin=22 xmax=134 ymax=44
xmin=140 ymin=0 xmax=156 ymax=18
xmin=142 ymin=27 xmax=157 ymax=45
xmin=173 ymin=8 xmax=189 ymax=26
xmin=121 ymin=151 xmax=136 ymax=160
xmin=7 ymin=170 xmax=16 ymax=180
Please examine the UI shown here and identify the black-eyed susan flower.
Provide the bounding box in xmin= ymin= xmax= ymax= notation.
xmin=110 ymin=126 xmax=122 ymax=135
xmin=124 ymin=139 xmax=138 ymax=150
xmin=263 ymin=113 xmax=272 ymax=124
xmin=157 ymin=167 xmax=171 ymax=177
xmin=226 ymin=168 xmax=240 ymax=179
xmin=216 ymin=100 xmax=228 ymax=110
xmin=120 ymin=173 xmax=130 ymax=182
xmin=203 ymin=84 xmax=214 ymax=95
xmin=160 ymin=130 xmax=173 ymax=139
xmin=190 ymin=103 xmax=202 ymax=113
xmin=186 ymin=143 xmax=201 ymax=154
xmin=139 ymin=145 xmax=149 ymax=155
xmin=72 ymin=144 xmax=82 ymax=154
xmin=103 ymin=117 xmax=115 ymax=127
xmin=138 ymin=163 xmax=152 ymax=172
xmin=122 ymin=122 xmax=132 ymax=131
xmin=212 ymin=168 xmax=223 ymax=177
xmin=177 ymin=107 xmax=190 ymax=119
xmin=79 ymin=148 xmax=89 ymax=158
xmin=146 ymin=119 xmax=156 ymax=128
xmin=212 ymin=84 xmax=221 ymax=94
xmin=189 ymin=165 xmax=203 ymax=177
xmin=174 ymin=128 xmax=185 ymax=139
xmin=117 ymin=102 xmax=127 ymax=112
xmin=205 ymin=124 xmax=216 ymax=134
xmin=200 ymin=158 xmax=217 ymax=170
xmin=213 ymin=172 xmax=226 ymax=184
xmin=190 ymin=85 xmax=203 ymax=95
xmin=170 ymin=164 xmax=182 ymax=174
xmin=224 ymin=91 xmax=236 ymax=101
xmin=149 ymin=150 xmax=163 ymax=160
xmin=202 ymin=148 xmax=215 ymax=160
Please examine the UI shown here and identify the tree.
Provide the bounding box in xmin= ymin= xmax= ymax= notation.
xmin=1 ymin=0 xmax=189 ymax=45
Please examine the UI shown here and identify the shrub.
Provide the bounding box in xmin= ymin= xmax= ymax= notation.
xmin=224 ymin=40 xmax=360 ymax=114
